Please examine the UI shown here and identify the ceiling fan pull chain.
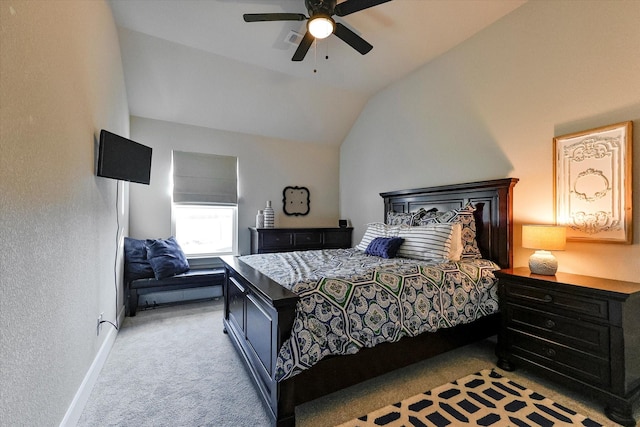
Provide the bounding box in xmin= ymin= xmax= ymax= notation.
xmin=314 ymin=38 xmax=318 ymax=73
xmin=325 ymin=37 xmax=329 ymax=60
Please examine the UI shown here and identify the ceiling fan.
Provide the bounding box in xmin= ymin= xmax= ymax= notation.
xmin=243 ymin=0 xmax=392 ymax=61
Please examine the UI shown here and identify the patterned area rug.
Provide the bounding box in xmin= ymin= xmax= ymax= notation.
xmin=337 ymin=369 xmax=603 ymax=427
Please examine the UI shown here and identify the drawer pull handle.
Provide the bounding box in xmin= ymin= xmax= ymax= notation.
xmin=543 ymin=347 xmax=556 ymax=358
xmin=545 ymin=319 xmax=556 ymax=329
xmin=542 ymin=294 xmax=553 ymax=303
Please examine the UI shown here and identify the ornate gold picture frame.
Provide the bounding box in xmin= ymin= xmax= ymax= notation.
xmin=554 ymin=121 xmax=633 ymax=243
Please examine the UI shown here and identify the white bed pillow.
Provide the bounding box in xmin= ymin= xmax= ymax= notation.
xmin=356 ymin=223 xmax=398 ymax=251
xmin=394 ymin=223 xmax=461 ymax=261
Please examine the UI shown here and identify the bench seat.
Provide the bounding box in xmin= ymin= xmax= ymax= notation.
xmin=126 ymin=268 xmax=224 ymax=316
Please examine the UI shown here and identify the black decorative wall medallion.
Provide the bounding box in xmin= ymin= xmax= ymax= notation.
xmin=283 ymin=186 xmax=310 ymax=216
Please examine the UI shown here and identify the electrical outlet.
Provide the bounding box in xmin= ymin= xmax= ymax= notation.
xmin=97 ymin=313 xmax=103 ymax=336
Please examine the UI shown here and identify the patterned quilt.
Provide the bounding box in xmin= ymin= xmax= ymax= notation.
xmin=238 ymin=249 xmax=500 ymax=381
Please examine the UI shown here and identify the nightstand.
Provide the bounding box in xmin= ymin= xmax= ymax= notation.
xmin=495 ymin=267 xmax=640 ymax=427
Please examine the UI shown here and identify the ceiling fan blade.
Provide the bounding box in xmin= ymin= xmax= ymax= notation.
xmin=333 ymin=22 xmax=372 ymax=55
xmin=334 ymin=0 xmax=392 ymax=17
xmin=243 ymin=13 xmax=306 ymax=22
xmin=292 ymin=31 xmax=315 ymax=61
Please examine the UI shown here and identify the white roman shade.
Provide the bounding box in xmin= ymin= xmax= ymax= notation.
xmin=172 ymin=151 xmax=238 ymax=204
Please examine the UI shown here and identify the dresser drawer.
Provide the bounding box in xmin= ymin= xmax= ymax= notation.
xmin=509 ymin=330 xmax=611 ymax=388
xmin=262 ymin=232 xmax=293 ymax=249
xmin=293 ymin=231 xmax=323 ymax=248
xmin=505 ymin=280 xmax=609 ymax=321
xmin=324 ymin=230 xmax=352 ymax=248
xmin=506 ymin=304 xmax=610 ymax=358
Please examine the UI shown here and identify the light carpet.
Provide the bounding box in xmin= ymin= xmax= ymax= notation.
xmin=78 ymin=300 xmax=627 ymax=427
xmin=77 ymin=300 xmax=271 ymax=426
xmin=338 ymin=369 xmax=603 ymax=427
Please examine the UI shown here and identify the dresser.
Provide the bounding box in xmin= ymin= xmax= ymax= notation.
xmin=249 ymin=227 xmax=353 ymax=254
xmin=495 ymin=267 xmax=640 ymax=426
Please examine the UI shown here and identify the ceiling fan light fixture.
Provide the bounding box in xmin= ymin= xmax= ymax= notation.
xmin=308 ymin=15 xmax=334 ymax=39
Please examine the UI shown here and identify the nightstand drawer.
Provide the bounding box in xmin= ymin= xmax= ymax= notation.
xmin=506 ymin=304 xmax=610 ymax=358
xmin=509 ymin=330 xmax=611 ymax=388
xmin=505 ymin=280 xmax=609 ymax=321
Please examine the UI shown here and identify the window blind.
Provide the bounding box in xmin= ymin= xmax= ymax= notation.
xmin=172 ymin=151 xmax=237 ymax=204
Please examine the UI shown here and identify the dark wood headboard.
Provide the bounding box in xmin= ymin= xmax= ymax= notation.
xmin=380 ymin=178 xmax=519 ymax=269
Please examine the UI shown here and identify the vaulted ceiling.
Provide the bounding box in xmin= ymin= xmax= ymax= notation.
xmin=109 ymin=0 xmax=526 ymax=146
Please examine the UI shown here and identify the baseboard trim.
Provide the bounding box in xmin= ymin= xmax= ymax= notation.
xmin=59 ymin=305 xmax=124 ymax=427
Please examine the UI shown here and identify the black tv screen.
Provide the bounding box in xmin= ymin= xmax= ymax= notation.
xmin=97 ymin=130 xmax=152 ymax=185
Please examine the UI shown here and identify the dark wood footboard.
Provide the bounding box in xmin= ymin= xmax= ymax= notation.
xmin=221 ymin=255 xmax=298 ymax=426
xmin=221 ymin=178 xmax=518 ymax=426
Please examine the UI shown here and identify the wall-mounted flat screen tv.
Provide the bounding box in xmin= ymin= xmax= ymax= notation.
xmin=97 ymin=130 xmax=152 ymax=185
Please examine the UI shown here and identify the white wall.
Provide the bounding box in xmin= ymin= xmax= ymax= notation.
xmin=0 ymin=1 xmax=129 ymax=425
xmin=341 ymin=1 xmax=640 ymax=282
xmin=129 ymin=117 xmax=341 ymax=255
xmin=117 ymin=27 xmax=367 ymax=147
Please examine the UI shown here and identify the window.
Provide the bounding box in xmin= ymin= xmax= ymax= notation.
xmin=174 ymin=204 xmax=237 ymax=256
xmin=172 ymin=151 xmax=238 ymax=257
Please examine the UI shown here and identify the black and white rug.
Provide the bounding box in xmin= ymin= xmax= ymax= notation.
xmin=338 ymin=369 xmax=603 ymax=427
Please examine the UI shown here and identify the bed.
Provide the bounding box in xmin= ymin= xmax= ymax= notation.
xmin=221 ymin=178 xmax=518 ymax=426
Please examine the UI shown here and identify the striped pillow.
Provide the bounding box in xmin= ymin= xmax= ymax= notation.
xmin=356 ymin=223 xmax=397 ymax=251
xmin=449 ymin=223 xmax=463 ymax=261
xmin=394 ymin=223 xmax=458 ymax=261
xmin=419 ymin=204 xmax=482 ymax=259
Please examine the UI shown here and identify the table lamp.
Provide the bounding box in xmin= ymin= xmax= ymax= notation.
xmin=522 ymin=225 xmax=566 ymax=275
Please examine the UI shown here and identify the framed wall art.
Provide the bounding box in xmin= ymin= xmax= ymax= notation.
xmin=283 ymin=186 xmax=310 ymax=216
xmin=554 ymin=121 xmax=633 ymax=243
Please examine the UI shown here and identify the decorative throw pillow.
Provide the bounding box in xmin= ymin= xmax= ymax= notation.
xmin=365 ymin=237 xmax=405 ymax=259
xmin=356 ymin=223 xmax=397 ymax=251
xmin=393 ymin=223 xmax=457 ymax=261
xmin=386 ymin=212 xmax=414 ymax=226
xmin=386 ymin=208 xmax=437 ymax=226
xmin=145 ymin=237 xmax=190 ymax=280
xmin=123 ymin=237 xmax=155 ymax=282
xmin=412 ymin=207 xmax=438 ymax=224
xmin=419 ymin=203 xmax=482 ymax=259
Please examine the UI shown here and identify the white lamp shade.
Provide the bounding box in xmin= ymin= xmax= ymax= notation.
xmin=308 ymin=16 xmax=334 ymax=39
xmin=522 ymin=225 xmax=566 ymax=251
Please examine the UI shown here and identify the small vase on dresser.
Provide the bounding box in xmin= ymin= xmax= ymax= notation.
xmin=263 ymin=201 xmax=274 ymax=228
xmin=255 ymin=210 xmax=264 ymax=228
